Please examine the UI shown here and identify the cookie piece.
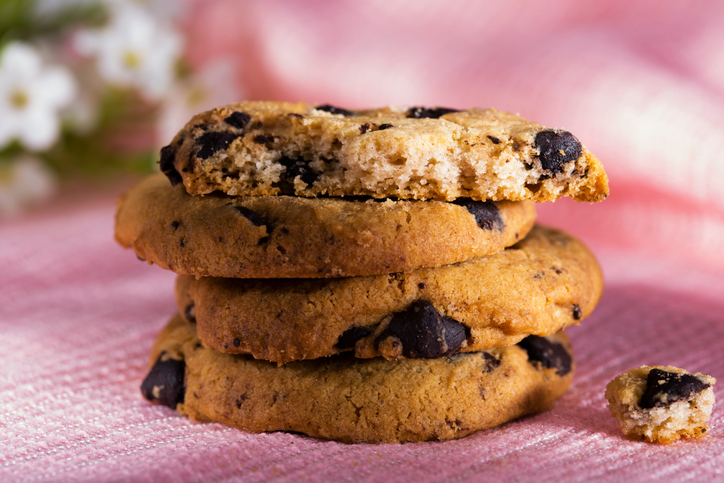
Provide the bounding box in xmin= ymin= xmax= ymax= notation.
xmin=605 ymin=366 xmax=716 ymax=444
xmin=176 ymin=225 xmax=603 ymax=363
xmin=143 ymin=314 xmax=575 ymax=443
xmin=115 ymin=174 xmax=536 ymax=278
xmin=161 ymin=101 xmax=608 ymax=203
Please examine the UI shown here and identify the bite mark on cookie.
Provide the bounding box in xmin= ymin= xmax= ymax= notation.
xmin=375 ymin=300 xmax=469 ymax=359
xmin=141 ymin=353 xmax=185 ymax=409
xmin=640 ymin=369 xmax=711 ymax=409
xmin=517 ymin=335 xmax=572 ymax=376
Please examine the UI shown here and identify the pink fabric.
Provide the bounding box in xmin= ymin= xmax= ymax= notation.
xmin=3 ymin=0 xmax=724 ymax=480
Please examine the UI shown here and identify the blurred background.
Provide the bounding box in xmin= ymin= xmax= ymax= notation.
xmin=2 ymin=0 xmax=724 ymax=269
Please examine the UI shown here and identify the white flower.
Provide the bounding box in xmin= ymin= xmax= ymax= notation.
xmin=157 ymin=59 xmax=241 ymax=145
xmin=0 ymin=156 xmax=57 ymax=217
xmin=75 ymin=1 xmax=182 ymax=100
xmin=0 ymin=42 xmax=77 ymax=151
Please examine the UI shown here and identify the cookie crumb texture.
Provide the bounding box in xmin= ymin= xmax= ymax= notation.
xmin=163 ymin=101 xmax=608 ymax=203
xmin=605 ymin=366 xmax=716 ymax=444
xmin=145 ymin=315 xmax=574 ymax=443
xmin=115 ymin=174 xmax=536 ymax=278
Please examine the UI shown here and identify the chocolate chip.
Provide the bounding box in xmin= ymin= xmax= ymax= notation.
xmin=376 ymin=300 xmax=469 ymax=359
xmin=405 ymin=107 xmax=460 ymax=119
xmin=184 ymin=303 xmax=196 ymax=323
xmin=316 ymin=104 xmax=355 ymax=116
xmin=534 ymin=130 xmax=582 ymax=174
xmin=253 ymin=134 xmax=274 ymax=144
xmin=513 ymin=142 xmax=520 ymax=151
xmin=335 ymin=326 xmax=373 ymax=350
xmin=171 ymin=221 xmax=181 ymax=230
xmin=487 ymin=135 xmax=501 ymax=144
xmin=640 ymin=369 xmax=710 ymax=409
xmin=288 ymin=113 xmax=304 ymax=119
xmin=232 ymin=338 xmax=241 ymax=348
xmin=572 ymin=304 xmax=582 ymax=320
xmin=179 ymin=239 xmax=185 ymax=248
xmin=196 ymin=131 xmax=239 ymax=159
xmin=359 ymin=123 xmax=372 ymax=134
xmin=453 ymin=199 xmax=505 ymax=231
xmin=418 ymin=283 xmax=426 ymax=290
xmin=378 ymin=123 xmax=393 ymax=130
xmin=483 ymin=352 xmax=501 ymax=372
xmin=279 ymin=156 xmax=318 ymax=186
xmin=159 ymin=145 xmax=182 ymax=186
xmin=140 ymin=354 xmax=185 ymax=409
xmin=224 ymin=111 xmax=251 ymax=129
xmin=517 ymin=335 xmax=572 ymax=375
xmin=233 ymin=206 xmax=266 ymax=227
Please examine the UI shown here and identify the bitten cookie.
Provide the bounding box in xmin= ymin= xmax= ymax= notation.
xmin=115 ymin=173 xmax=536 ymax=278
xmin=142 ymin=314 xmax=575 ymax=443
xmin=160 ymin=101 xmax=608 ymax=203
xmin=177 ymin=225 xmax=602 ymax=363
xmin=605 ymin=366 xmax=716 ymax=444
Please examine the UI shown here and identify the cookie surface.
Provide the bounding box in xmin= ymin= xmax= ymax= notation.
xmin=143 ymin=314 xmax=575 ymax=443
xmin=115 ymin=173 xmax=536 ymax=278
xmin=605 ymin=366 xmax=716 ymax=444
xmin=176 ymin=225 xmax=603 ymax=363
xmin=161 ymin=101 xmax=608 ymax=203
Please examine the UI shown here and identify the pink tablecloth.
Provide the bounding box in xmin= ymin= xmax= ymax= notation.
xmin=3 ymin=0 xmax=724 ymax=481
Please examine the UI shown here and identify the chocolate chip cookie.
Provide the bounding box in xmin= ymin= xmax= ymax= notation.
xmin=142 ymin=314 xmax=575 ymax=443
xmin=160 ymin=101 xmax=608 ymax=203
xmin=605 ymin=366 xmax=716 ymax=444
xmin=176 ymin=225 xmax=603 ymax=363
xmin=115 ymin=174 xmax=536 ymax=278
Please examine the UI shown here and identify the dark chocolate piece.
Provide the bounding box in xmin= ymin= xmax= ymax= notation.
xmin=233 ymin=206 xmax=266 ymax=227
xmin=378 ymin=123 xmax=394 ymax=130
xmin=487 ymin=135 xmax=501 ymax=144
xmin=572 ymin=304 xmax=582 ymax=320
xmin=405 ymin=107 xmax=460 ymax=119
xmin=140 ymin=354 xmax=185 ymax=409
xmin=517 ymin=335 xmax=572 ymax=375
xmin=279 ymin=156 xmax=318 ymax=186
xmin=253 ymin=134 xmax=274 ymax=144
xmin=196 ymin=131 xmax=239 ymax=159
xmin=534 ymin=130 xmax=582 ymax=174
xmin=376 ymin=300 xmax=469 ymax=359
xmin=184 ymin=303 xmax=196 ymax=323
xmin=316 ymin=104 xmax=355 ymax=116
xmin=224 ymin=111 xmax=251 ymax=129
xmin=232 ymin=338 xmax=241 ymax=348
xmin=482 ymin=352 xmax=501 ymax=372
xmin=453 ymin=199 xmax=505 ymax=231
xmin=359 ymin=123 xmax=372 ymax=134
xmin=159 ymin=145 xmax=182 ymax=186
xmin=640 ymin=369 xmax=710 ymax=409
xmin=335 ymin=326 xmax=373 ymax=350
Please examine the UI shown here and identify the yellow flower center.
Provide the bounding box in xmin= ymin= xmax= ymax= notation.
xmin=123 ymin=50 xmax=142 ymax=69
xmin=10 ymin=90 xmax=29 ymax=109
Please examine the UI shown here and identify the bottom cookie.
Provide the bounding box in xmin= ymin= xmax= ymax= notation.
xmin=142 ymin=315 xmax=575 ymax=443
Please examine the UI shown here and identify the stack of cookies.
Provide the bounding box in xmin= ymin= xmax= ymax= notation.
xmin=115 ymin=102 xmax=608 ymax=443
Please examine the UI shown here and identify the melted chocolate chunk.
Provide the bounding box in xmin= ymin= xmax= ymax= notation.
xmin=316 ymin=104 xmax=355 ymax=116
xmin=224 ymin=111 xmax=251 ymax=129
xmin=453 ymin=199 xmax=505 ymax=231
xmin=335 ymin=326 xmax=373 ymax=350
xmin=517 ymin=335 xmax=572 ymax=375
xmin=640 ymin=369 xmax=710 ymax=409
xmin=405 ymin=107 xmax=460 ymax=119
xmin=159 ymin=145 xmax=182 ymax=186
xmin=376 ymin=300 xmax=469 ymax=359
xmin=482 ymin=352 xmax=501 ymax=372
xmin=233 ymin=206 xmax=266 ymax=227
xmin=572 ymin=304 xmax=582 ymax=320
xmin=196 ymin=131 xmax=239 ymax=159
xmin=140 ymin=354 xmax=185 ymax=409
xmin=534 ymin=130 xmax=582 ymax=174
xmin=279 ymin=156 xmax=318 ymax=186
xmin=184 ymin=303 xmax=196 ymax=323
xmin=253 ymin=134 xmax=275 ymax=144
xmin=487 ymin=135 xmax=501 ymax=144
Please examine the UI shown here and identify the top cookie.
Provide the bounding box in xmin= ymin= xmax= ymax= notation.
xmin=160 ymin=101 xmax=608 ymax=202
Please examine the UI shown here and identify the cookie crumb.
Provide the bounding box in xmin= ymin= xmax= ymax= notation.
xmin=605 ymin=365 xmax=716 ymax=444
